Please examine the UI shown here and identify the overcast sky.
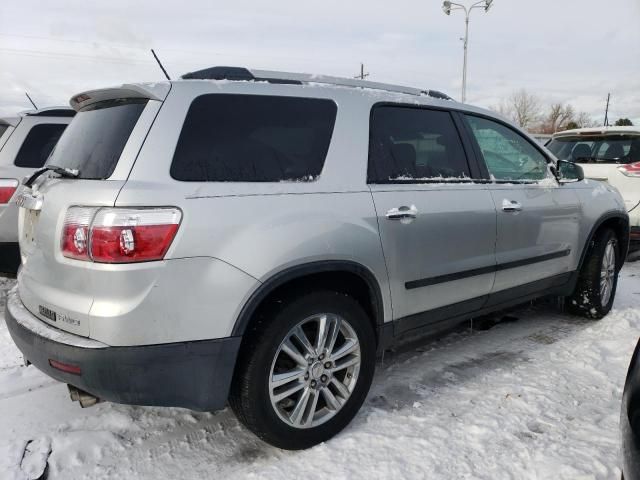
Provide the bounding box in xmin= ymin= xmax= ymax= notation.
xmin=1 ymin=0 xmax=639 ymax=124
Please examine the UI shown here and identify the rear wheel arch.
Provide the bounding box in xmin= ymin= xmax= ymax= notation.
xmin=579 ymin=212 xmax=630 ymax=271
xmin=231 ymin=261 xmax=385 ymax=343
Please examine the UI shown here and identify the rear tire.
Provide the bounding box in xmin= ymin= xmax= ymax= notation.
xmin=566 ymin=228 xmax=620 ymax=319
xmin=229 ymin=290 xmax=376 ymax=450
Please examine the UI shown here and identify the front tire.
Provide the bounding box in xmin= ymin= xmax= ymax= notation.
xmin=566 ymin=228 xmax=620 ymax=319
xmin=229 ymin=290 xmax=376 ymax=450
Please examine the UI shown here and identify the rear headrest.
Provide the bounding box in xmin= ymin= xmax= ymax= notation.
xmin=390 ymin=143 xmax=416 ymax=178
xmin=572 ymin=143 xmax=592 ymax=161
xmin=604 ymin=143 xmax=624 ymax=159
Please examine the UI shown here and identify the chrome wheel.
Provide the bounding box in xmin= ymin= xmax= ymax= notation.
xmin=600 ymin=239 xmax=616 ymax=306
xmin=268 ymin=313 xmax=361 ymax=429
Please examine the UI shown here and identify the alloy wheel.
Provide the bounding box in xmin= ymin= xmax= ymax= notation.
xmin=600 ymin=239 xmax=616 ymax=306
xmin=268 ymin=313 xmax=361 ymax=429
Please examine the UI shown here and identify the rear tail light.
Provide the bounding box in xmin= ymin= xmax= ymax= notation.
xmin=0 ymin=179 xmax=18 ymax=204
xmin=619 ymin=162 xmax=640 ymax=177
xmin=61 ymin=207 xmax=181 ymax=263
xmin=90 ymin=208 xmax=181 ymax=263
xmin=62 ymin=207 xmax=94 ymax=260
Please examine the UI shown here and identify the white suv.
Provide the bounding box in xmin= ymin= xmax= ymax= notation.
xmin=547 ymin=126 xmax=640 ymax=251
xmin=0 ymin=107 xmax=74 ymax=275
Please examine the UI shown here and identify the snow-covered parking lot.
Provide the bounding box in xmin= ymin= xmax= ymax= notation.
xmin=1 ymin=262 xmax=639 ymax=480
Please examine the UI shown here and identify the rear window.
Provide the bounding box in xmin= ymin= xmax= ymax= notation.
xmin=547 ymin=135 xmax=640 ymax=164
xmin=368 ymin=105 xmax=471 ymax=183
xmin=47 ymin=99 xmax=147 ymax=179
xmin=170 ymin=94 xmax=337 ymax=182
xmin=0 ymin=125 xmax=8 ymax=140
xmin=14 ymin=124 xmax=67 ymax=168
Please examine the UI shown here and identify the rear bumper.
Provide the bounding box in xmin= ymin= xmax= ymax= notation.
xmin=0 ymin=242 xmax=20 ymax=276
xmin=5 ymin=288 xmax=241 ymax=411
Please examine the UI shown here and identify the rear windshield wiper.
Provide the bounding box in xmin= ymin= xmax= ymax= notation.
xmin=24 ymin=165 xmax=80 ymax=187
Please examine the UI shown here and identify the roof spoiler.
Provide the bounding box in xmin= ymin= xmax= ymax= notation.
xmin=0 ymin=116 xmax=20 ymax=127
xmin=70 ymin=83 xmax=171 ymax=111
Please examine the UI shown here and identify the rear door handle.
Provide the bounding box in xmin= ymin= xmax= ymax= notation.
xmin=502 ymin=199 xmax=522 ymax=212
xmin=386 ymin=205 xmax=418 ymax=222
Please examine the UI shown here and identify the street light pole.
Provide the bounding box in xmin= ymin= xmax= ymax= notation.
xmin=442 ymin=0 xmax=494 ymax=103
xmin=462 ymin=12 xmax=469 ymax=103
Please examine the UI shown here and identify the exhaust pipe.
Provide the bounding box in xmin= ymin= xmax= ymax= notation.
xmin=67 ymin=385 xmax=100 ymax=408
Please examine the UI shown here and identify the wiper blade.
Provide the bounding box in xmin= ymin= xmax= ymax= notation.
xmin=24 ymin=165 xmax=79 ymax=187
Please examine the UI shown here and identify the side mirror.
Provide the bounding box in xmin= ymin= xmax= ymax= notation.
xmin=557 ymin=159 xmax=584 ymax=183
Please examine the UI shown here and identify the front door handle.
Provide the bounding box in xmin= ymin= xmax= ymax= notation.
xmin=386 ymin=205 xmax=418 ymax=223
xmin=502 ymin=199 xmax=523 ymax=212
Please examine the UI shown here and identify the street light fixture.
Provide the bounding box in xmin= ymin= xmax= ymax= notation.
xmin=441 ymin=0 xmax=494 ymax=103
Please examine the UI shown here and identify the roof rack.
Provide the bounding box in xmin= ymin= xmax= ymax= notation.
xmin=180 ymin=66 xmax=453 ymax=101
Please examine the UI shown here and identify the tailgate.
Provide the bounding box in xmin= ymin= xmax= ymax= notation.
xmin=18 ymin=180 xmax=124 ymax=336
xmin=17 ymin=87 xmax=167 ymax=338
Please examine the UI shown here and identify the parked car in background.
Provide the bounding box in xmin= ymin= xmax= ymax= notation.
xmin=622 ymin=338 xmax=640 ymax=479
xmin=0 ymin=107 xmax=75 ymax=275
xmin=5 ymin=67 xmax=630 ymax=450
xmin=547 ymin=127 xmax=640 ymax=252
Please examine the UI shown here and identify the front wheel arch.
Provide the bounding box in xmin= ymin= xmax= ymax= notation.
xmin=578 ymin=212 xmax=629 ymax=271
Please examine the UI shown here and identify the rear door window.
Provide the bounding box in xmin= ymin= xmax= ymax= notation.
xmin=170 ymin=94 xmax=337 ymax=182
xmin=0 ymin=125 xmax=8 ymax=140
xmin=14 ymin=124 xmax=67 ymax=168
xmin=47 ymin=99 xmax=148 ymax=179
xmin=465 ymin=115 xmax=549 ymax=182
xmin=368 ymin=106 xmax=471 ymax=183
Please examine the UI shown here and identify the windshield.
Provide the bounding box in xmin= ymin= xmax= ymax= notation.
xmin=46 ymin=98 xmax=147 ymax=179
xmin=547 ymin=134 xmax=640 ymax=165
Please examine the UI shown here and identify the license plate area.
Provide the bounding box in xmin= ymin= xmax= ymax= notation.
xmin=22 ymin=209 xmax=41 ymax=245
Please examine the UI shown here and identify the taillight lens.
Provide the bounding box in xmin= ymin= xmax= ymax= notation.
xmin=90 ymin=208 xmax=181 ymax=263
xmin=619 ymin=162 xmax=640 ymax=177
xmin=61 ymin=207 xmax=181 ymax=264
xmin=0 ymin=179 xmax=18 ymax=204
xmin=62 ymin=207 xmax=96 ymax=261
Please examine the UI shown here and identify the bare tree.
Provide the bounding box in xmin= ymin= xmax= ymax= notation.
xmin=575 ymin=112 xmax=596 ymax=128
xmin=513 ymin=90 xmax=543 ymax=129
xmin=495 ymin=89 xmax=542 ymax=130
xmin=492 ymin=90 xmax=599 ymax=132
xmin=541 ymin=103 xmax=575 ymax=133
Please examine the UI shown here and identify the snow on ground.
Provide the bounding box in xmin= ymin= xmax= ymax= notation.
xmin=1 ymin=265 xmax=640 ymax=480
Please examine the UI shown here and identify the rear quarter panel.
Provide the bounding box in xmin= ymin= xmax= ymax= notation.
xmin=115 ymin=82 xmax=393 ymax=339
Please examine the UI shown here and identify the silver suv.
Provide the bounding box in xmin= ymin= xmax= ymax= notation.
xmin=0 ymin=107 xmax=74 ymax=275
xmin=5 ymin=67 xmax=630 ymax=449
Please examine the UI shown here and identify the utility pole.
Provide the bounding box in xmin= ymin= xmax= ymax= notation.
xmin=604 ymin=93 xmax=610 ymax=127
xmin=354 ymin=63 xmax=369 ymax=80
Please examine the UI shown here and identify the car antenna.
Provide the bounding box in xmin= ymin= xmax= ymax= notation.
xmin=151 ymin=49 xmax=171 ymax=81
xmin=25 ymin=92 xmax=38 ymax=109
